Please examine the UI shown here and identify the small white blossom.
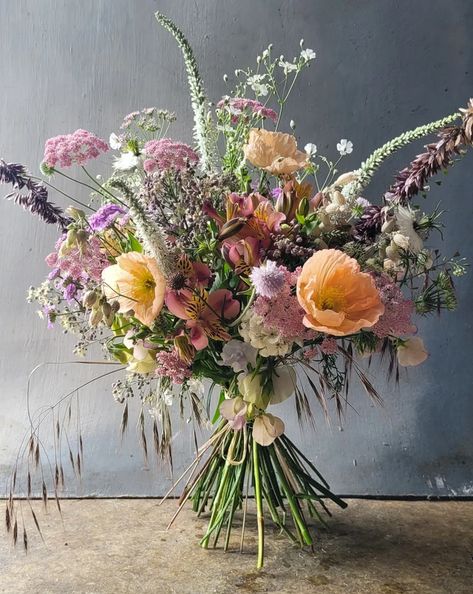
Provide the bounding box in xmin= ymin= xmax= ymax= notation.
xmin=304 ymin=143 xmax=318 ymax=156
xmin=248 ymin=74 xmax=269 ymax=96
xmin=219 ymin=339 xmax=258 ymax=373
xmin=239 ymin=312 xmax=293 ymax=358
xmin=290 ymin=119 xmax=296 ymax=129
xmin=109 ymin=132 xmax=122 ymax=150
xmin=301 ymin=48 xmax=316 ymax=61
xmin=278 ymin=60 xmax=298 ymax=75
xmin=336 ymin=139 xmax=354 ymax=156
xmin=112 ymin=151 xmax=140 ymax=172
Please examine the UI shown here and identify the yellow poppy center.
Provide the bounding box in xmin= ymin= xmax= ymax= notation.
xmin=315 ymin=286 xmax=346 ymax=312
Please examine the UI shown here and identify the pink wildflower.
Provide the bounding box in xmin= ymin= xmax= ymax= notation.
xmin=43 ymin=129 xmax=109 ymax=168
xmin=320 ymin=337 xmax=338 ymax=355
xmin=253 ymin=267 xmax=313 ymax=343
xmin=155 ymin=349 xmax=192 ymax=384
xmin=143 ymin=138 xmax=198 ymax=173
xmin=46 ymin=235 xmax=109 ymax=283
xmin=217 ymin=97 xmax=278 ymax=123
xmin=372 ymin=275 xmax=416 ymax=338
xmin=250 ymin=260 xmax=286 ymax=298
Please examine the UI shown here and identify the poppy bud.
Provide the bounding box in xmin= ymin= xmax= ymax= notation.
xmin=82 ymin=290 xmax=98 ymax=308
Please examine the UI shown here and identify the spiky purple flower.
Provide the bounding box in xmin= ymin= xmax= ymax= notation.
xmin=0 ymin=159 xmax=69 ymax=228
xmin=250 ymin=260 xmax=286 ymax=298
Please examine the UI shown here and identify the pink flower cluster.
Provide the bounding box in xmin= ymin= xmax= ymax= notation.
xmin=155 ymin=349 xmax=192 ymax=384
xmin=143 ymin=138 xmax=198 ymax=173
xmin=217 ymin=97 xmax=278 ymax=123
xmin=253 ymin=267 xmax=314 ymax=343
xmin=43 ymin=129 xmax=109 ymax=168
xmin=372 ymin=275 xmax=416 ymax=338
xmin=46 ymin=235 xmax=109 ymax=283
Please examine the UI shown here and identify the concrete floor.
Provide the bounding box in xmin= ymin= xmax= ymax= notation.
xmin=1 ymin=499 xmax=472 ymax=594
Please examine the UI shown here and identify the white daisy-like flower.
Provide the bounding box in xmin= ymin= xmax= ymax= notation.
xmin=301 ymin=48 xmax=316 ymax=61
xmin=304 ymin=143 xmax=318 ymax=156
xmin=395 ymin=206 xmax=423 ymax=253
xmin=336 ymin=139 xmax=354 ymax=156
xmin=112 ymin=151 xmax=140 ymax=172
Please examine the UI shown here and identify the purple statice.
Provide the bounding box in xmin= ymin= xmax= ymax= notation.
xmin=217 ymin=97 xmax=278 ymax=123
xmin=250 ymin=260 xmax=286 ymax=298
xmin=43 ymin=129 xmax=109 ymax=169
xmin=156 ymin=349 xmax=192 ymax=384
xmin=88 ymin=203 xmax=128 ymax=232
xmin=143 ymin=138 xmax=198 ymax=173
xmin=63 ymin=282 xmax=78 ymax=302
xmin=0 ymin=159 xmax=69 ymax=228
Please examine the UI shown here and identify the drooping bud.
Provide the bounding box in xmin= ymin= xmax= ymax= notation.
xmin=174 ymin=334 xmax=195 ymax=365
xmin=89 ymin=307 xmax=103 ymax=327
xmin=218 ymin=217 xmax=246 ymax=241
xmin=82 ymin=290 xmax=98 ymax=308
xmin=297 ymin=197 xmax=309 ymax=217
xmin=275 ymin=191 xmax=292 ymax=216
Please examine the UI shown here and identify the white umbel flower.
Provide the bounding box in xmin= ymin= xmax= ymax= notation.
xmin=239 ymin=312 xmax=293 ymax=357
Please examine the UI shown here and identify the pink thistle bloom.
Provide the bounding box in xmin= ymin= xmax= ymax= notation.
xmin=217 ymin=97 xmax=278 ymax=123
xmin=143 ymin=138 xmax=198 ymax=173
xmin=165 ymin=288 xmax=240 ymax=350
xmin=43 ymin=129 xmax=109 ymax=168
xmin=372 ymin=275 xmax=416 ymax=338
xmin=250 ymin=260 xmax=286 ymax=298
xmin=155 ymin=349 xmax=192 ymax=384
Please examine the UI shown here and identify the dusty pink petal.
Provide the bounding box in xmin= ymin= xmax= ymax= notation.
xmin=187 ymin=322 xmax=208 ymax=350
xmin=165 ymin=289 xmax=193 ymax=320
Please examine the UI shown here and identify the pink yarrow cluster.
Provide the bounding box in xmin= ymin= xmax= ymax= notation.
xmin=143 ymin=138 xmax=198 ymax=173
xmin=217 ymin=97 xmax=278 ymax=123
xmin=46 ymin=235 xmax=109 ymax=283
xmin=253 ymin=265 xmax=314 ymax=343
xmin=372 ymin=275 xmax=416 ymax=338
xmin=156 ymin=349 xmax=192 ymax=384
xmin=43 ymin=129 xmax=109 ymax=168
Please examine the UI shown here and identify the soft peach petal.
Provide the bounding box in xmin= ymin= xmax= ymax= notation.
xmin=253 ymin=414 xmax=285 ymax=446
xmin=243 ymin=129 xmax=308 ymax=175
xmin=297 ymin=249 xmax=384 ymax=337
xmin=397 ymin=337 xmax=428 ymax=366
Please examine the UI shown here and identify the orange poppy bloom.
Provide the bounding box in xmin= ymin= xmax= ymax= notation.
xmin=297 ymin=249 xmax=384 ymax=336
xmin=243 ymin=129 xmax=308 ymax=175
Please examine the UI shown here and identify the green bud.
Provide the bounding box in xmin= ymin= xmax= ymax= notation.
xmin=66 ymin=207 xmax=86 ymax=221
xmin=82 ymin=290 xmax=98 ymax=308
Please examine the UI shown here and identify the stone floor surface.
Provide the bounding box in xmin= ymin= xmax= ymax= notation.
xmin=0 ymin=499 xmax=472 ymax=594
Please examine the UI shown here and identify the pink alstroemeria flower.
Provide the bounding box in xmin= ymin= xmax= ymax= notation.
xmin=165 ymin=288 xmax=240 ymax=350
xmin=222 ymin=237 xmax=262 ymax=276
xmin=174 ymin=254 xmax=211 ymax=289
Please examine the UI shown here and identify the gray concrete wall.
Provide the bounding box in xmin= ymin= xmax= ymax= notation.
xmin=0 ymin=0 xmax=472 ymax=497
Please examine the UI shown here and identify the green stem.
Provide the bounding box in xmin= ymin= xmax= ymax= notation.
xmin=252 ymin=439 xmax=264 ymax=569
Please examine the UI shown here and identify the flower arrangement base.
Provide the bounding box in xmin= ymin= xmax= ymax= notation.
xmin=170 ymin=424 xmax=347 ymax=568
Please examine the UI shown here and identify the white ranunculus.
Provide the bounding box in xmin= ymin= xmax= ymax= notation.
xmin=219 ymin=339 xmax=258 ymax=373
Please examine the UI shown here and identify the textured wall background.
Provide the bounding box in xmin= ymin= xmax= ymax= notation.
xmin=0 ymin=0 xmax=472 ymax=497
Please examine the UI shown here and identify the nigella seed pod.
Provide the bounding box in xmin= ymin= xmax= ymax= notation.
xmin=89 ymin=307 xmax=103 ymax=327
xmin=82 ymin=290 xmax=98 ymax=308
xmin=218 ymin=217 xmax=246 ymax=240
xmin=102 ymin=302 xmax=112 ymax=318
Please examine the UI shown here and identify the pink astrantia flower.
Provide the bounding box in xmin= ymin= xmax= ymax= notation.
xmin=165 ymin=288 xmax=240 ymax=350
xmin=155 ymin=349 xmax=192 ymax=384
xmin=143 ymin=138 xmax=198 ymax=173
xmin=43 ymin=129 xmax=109 ymax=168
xmin=372 ymin=274 xmax=416 ymax=338
xmin=217 ymin=97 xmax=278 ymax=124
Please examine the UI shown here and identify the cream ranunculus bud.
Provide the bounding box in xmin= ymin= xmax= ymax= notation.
xmin=392 ymin=233 xmax=410 ymax=250
xmin=397 ymin=337 xmax=428 ymax=367
xmin=253 ymin=413 xmax=285 ymax=446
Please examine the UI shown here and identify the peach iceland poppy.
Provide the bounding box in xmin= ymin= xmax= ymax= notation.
xmin=297 ymin=249 xmax=384 ymax=336
xmin=102 ymin=251 xmax=166 ymax=327
xmin=243 ymin=128 xmax=308 ymax=175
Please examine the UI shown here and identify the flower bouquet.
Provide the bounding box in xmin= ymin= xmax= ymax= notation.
xmin=2 ymin=13 xmax=470 ymax=567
